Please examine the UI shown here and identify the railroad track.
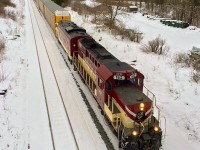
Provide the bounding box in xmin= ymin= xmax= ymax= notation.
xmin=27 ymin=0 xmax=79 ymax=149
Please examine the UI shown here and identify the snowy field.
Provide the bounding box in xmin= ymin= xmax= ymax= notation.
xmin=0 ymin=0 xmax=200 ymax=150
xmin=69 ymin=0 xmax=200 ymax=149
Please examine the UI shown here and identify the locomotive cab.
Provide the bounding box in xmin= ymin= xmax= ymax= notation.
xmin=106 ymin=84 xmax=162 ymax=150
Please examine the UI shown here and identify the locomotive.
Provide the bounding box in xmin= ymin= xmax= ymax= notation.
xmin=35 ymin=0 xmax=162 ymax=149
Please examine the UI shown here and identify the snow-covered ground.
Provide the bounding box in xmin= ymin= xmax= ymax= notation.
xmin=0 ymin=0 xmax=28 ymax=149
xmin=118 ymin=12 xmax=200 ymax=54
xmin=69 ymin=1 xmax=200 ymax=149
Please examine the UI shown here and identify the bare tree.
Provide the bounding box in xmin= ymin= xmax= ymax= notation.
xmin=97 ymin=0 xmax=127 ymax=27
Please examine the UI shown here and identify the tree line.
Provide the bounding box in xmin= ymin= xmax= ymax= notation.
xmin=53 ymin=0 xmax=200 ymax=27
xmin=139 ymin=0 xmax=200 ymax=26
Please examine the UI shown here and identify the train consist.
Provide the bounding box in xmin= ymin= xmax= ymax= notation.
xmin=35 ymin=0 xmax=162 ymax=149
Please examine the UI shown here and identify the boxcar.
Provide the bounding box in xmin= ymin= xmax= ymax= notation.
xmin=43 ymin=1 xmax=71 ymax=34
xmin=38 ymin=0 xmax=50 ymax=14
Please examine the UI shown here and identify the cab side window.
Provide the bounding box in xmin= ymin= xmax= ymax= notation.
xmin=138 ymin=78 xmax=143 ymax=86
xmin=106 ymin=82 xmax=112 ymax=91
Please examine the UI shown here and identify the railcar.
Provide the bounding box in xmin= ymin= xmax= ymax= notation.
xmin=37 ymin=0 xmax=50 ymax=14
xmin=56 ymin=21 xmax=90 ymax=62
xmin=36 ymin=0 xmax=71 ymax=35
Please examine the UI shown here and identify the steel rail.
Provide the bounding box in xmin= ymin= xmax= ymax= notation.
xmin=27 ymin=1 xmax=56 ymax=149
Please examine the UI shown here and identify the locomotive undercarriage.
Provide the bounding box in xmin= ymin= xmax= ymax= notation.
xmin=121 ymin=131 xmax=162 ymax=150
xmin=118 ymin=116 xmax=162 ymax=150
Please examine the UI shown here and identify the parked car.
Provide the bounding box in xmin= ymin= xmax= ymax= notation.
xmin=188 ymin=26 xmax=197 ymax=30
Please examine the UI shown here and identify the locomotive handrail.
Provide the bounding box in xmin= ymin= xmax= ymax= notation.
xmin=143 ymin=86 xmax=161 ymax=122
xmin=161 ymin=116 xmax=167 ymax=139
xmin=154 ymin=97 xmax=161 ymax=122
xmin=139 ymin=122 xmax=144 ymax=137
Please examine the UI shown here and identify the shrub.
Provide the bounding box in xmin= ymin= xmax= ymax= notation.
xmin=0 ymin=39 xmax=5 ymax=53
xmin=0 ymin=64 xmax=9 ymax=82
xmin=5 ymin=10 xmax=16 ymax=21
xmin=191 ymin=72 xmax=200 ymax=83
xmin=109 ymin=24 xmax=143 ymax=43
xmin=173 ymin=52 xmax=200 ymax=83
xmin=70 ymin=1 xmax=86 ymax=14
xmin=173 ymin=52 xmax=200 ymax=71
xmin=141 ymin=36 xmax=169 ymax=55
xmin=174 ymin=52 xmax=191 ymax=67
xmin=0 ymin=0 xmax=16 ymax=18
xmin=193 ymin=59 xmax=200 ymax=71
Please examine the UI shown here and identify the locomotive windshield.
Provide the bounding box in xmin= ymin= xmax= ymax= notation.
xmin=114 ymin=72 xmax=136 ymax=86
xmin=113 ymin=72 xmax=143 ymax=87
xmin=114 ymin=79 xmax=134 ymax=86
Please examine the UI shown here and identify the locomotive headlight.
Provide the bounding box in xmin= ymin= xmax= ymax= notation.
xmin=140 ymin=103 xmax=144 ymax=108
xmin=154 ymin=126 xmax=159 ymax=132
xmin=139 ymin=103 xmax=145 ymax=111
xmin=132 ymin=131 xmax=138 ymax=136
xmin=140 ymin=107 xmax=144 ymax=111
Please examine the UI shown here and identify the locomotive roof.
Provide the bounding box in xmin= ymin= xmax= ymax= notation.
xmin=105 ymin=62 xmax=133 ymax=72
xmin=114 ymin=86 xmax=152 ymax=105
xmin=79 ymin=38 xmax=133 ymax=72
xmin=80 ymin=38 xmax=111 ymax=58
xmin=45 ymin=1 xmax=68 ymax=13
xmin=59 ymin=21 xmax=88 ymax=38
